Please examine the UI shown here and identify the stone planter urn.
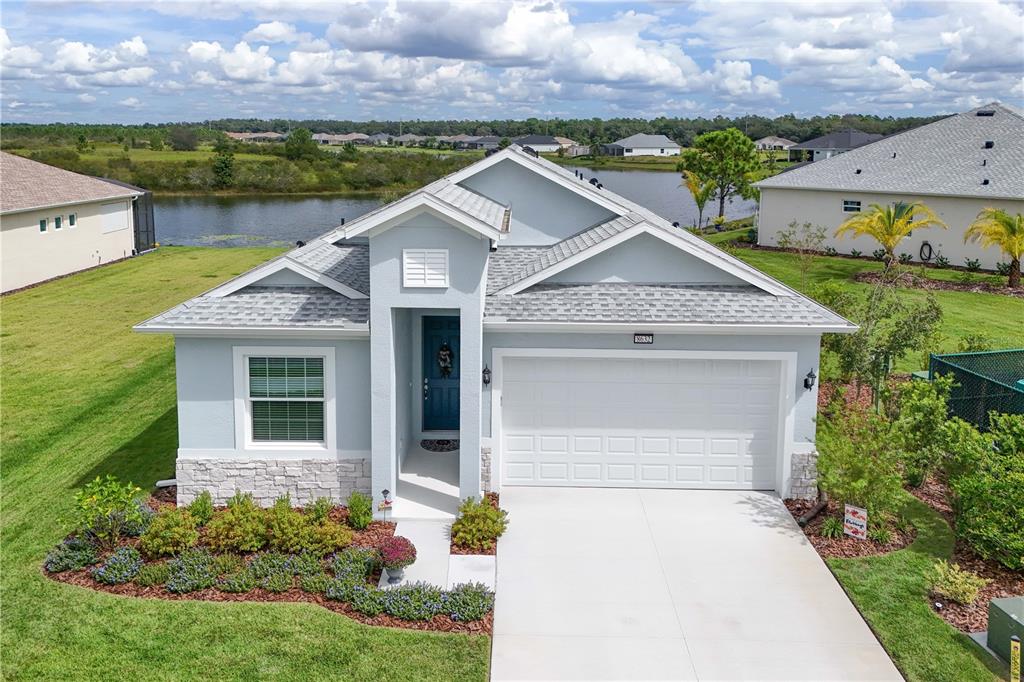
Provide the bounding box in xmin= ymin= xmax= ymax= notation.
xmin=379 ymin=536 xmax=416 ymax=586
xmin=384 ymin=566 xmax=405 ymax=585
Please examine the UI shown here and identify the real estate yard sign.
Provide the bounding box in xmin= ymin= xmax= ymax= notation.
xmin=844 ymin=504 xmax=868 ymax=540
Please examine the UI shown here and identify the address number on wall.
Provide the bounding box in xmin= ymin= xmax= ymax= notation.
xmin=633 ymin=333 xmax=654 ymax=345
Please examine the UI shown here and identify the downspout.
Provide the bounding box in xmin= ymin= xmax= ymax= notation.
xmin=797 ymin=487 xmax=828 ymax=527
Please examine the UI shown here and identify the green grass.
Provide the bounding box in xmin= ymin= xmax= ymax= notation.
xmin=355 ymin=146 xmax=484 ymax=158
xmin=700 ymin=235 xmax=1021 ymax=370
xmin=829 ymin=496 xmax=1006 ymax=682
xmin=0 ymin=247 xmax=491 ymax=681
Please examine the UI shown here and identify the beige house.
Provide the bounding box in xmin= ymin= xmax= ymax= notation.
xmin=1 ymin=152 xmax=144 ymax=293
xmin=756 ymin=103 xmax=1024 ymax=270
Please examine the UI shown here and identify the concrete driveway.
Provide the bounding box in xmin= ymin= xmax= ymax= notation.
xmin=490 ymin=488 xmax=902 ymax=681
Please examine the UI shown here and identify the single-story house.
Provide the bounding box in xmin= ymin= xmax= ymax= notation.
xmin=513 ymin=135 xmax=562 ymax=153
xmin=225 ymin=131 xmax=285 ymax=143
xmin=755 ymin=136 xmax=797 ymax=151
xmin=392 ymin=134 xmax=426 ymax=147
xmin=367 ymin=133 xmax=393 ymax=145
xmin=566 ymin=144 xmax=591 ymax=158
xmin=1 ymin=152 xmax=146 ymax=293
xmin=466 ymin=135 xmax=503 ymax=150
xmin=756 ymin=102 xmax=1024 ymax=270
xmin=553 ymin=136 xmax=578 ymax=149
xmin=788 ymin=128 xmax=883 ymax=162
xmin=448 ymin=134 xmax=481 ymax=149
xmin=603 ymin=134 xmax=681 ymax=157
xmin=137 ymin=144 xmax=855 ymax=516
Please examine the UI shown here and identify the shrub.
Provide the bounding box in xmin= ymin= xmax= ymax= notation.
xmin=446 ymin=582 xmax=495 ymax=621
xmin=166 ymin=549 xmax=218 ymax=593
xmin=266 ymin=497 xmax=314 ymax=553
xmin=382 ymin=582 xmax=446 ymax=621
xmin=450 ymin=497 xmax=509 ymax=552
xmin=187 ymin=491 xmax=214 ymax=526
xmin=205 ymin=496 xmax=268 ymax=553
xmin=138 ymin=508 xmax=199 ymax=558
xmin=212 ymin=553 xmax=245 ymax=576
xmin=949 ymin=414 xmax=1024 ymax=570
xmin=928 ymin=560 xmax=989 ymax=604
xmin=350 ymin=585 xmax=386 ymax=616
xmin=91 ymin=546 xmax=143 ymax=585
xmin=867 ymin=525 xmax=892 ymax=544
xmin=850 ymin=249 xmax=863 ymax=258
xmin=217 ymin=569 xmax=257 ymax=593
xmin=346 ymin=491 xmax=373 ymax=530
xmin=887 ymin=374 xmax=953 ymax=487
xmin=44 ymin=536 xmax=98 ymax=573
xmin=135 ymin=561 xmax=171 ymax=587
xmin=324 ymin=576 xmax=361 ymax=601
xmin=995 ymin=261 xmax=1012 ymax=276
xmin=378 ymin=536 xmax=416 ymax=570
xmin=73 ymin=475 xmax=145 ymax=548
xmin=304 ymin=496 xmax=334 ymax=524
xmin=123 ymin=501 xmax=157 ymax=537
xmin=248 ymin=552 xmax=293 ymax=579
xmin=964 ymin=258 xmax=981 ymax=271
xmin=871 ymin=248 xmax=887 ymax=261
xmin=819 ymin=516 xmax=844 ymax=539
xmin=332 ymin=546 xmax=378 ymax=580
xmin=308 ymin=521 xmax=353 ymax=556
xmin=817 ymin=406 xmax=903 ymax=520
xmin=824 ymin=246 xmax=838 ymax=256
xmin=957 ymin=333 xmax=994 ymax=353
xmin=289 ymin=551 xmax=324 ymax=578
xmin=934 ymin=255 xmax=950 ymax=268
xmin=261 ymin=570 xmax=294 ymax=593
xmin=942 ymin=418 xmax=992 ymax=480
xmin=300 ymin=573 xmax=333 ymax=594
xmin=897 ymin=253 xmax=913 ymax=265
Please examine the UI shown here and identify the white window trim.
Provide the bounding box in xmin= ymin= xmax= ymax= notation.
xmin=54 ymin=215 xmax=63 ymax=230
xmin=39 ymin=218 xmax=48 ymax=234
xmin=402 ymin=248 xmax=449 ymax=288
xmin=232 ymin=346 xmax=337 ymax=455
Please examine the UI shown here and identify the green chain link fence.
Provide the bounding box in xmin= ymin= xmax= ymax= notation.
xmin=928 ymin=349 xmax=1024 ymax=430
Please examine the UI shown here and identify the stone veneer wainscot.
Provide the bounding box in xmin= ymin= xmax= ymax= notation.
xmin=176 ymin=457 xmax=371 ymax=506
xmin=789 ymin=450 xmax=819 ymax=500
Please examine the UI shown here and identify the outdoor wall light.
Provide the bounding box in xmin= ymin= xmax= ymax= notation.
xmin=804 ymin=370 xmax=817 ymax=390
xmin=482 ymin=365 xmax=491 ymax=385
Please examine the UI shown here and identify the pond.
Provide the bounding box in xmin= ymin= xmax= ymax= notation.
xmin=153 ymin=167 xmax=755 ymax=246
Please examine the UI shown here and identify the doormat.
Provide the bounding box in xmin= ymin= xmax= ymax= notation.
xmin=421 ymin=439 xmax=459 ymax=452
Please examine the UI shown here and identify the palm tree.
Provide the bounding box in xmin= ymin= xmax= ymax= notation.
xmin=681 ymin=170 xmax=716 ymax=230
xmin=835 ymin=201 xmax=946 ymax=264
xmin=965 ymin=208 xmax=1024 ymax=287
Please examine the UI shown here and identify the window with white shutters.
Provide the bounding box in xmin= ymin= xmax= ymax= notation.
xmin=403 ymin=249 xmax=449 ymax=288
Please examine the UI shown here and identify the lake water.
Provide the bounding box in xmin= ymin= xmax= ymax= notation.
xmin=154 ymin=167 xmax=755 ymax=246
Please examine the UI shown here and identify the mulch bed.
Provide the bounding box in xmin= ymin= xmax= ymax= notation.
xmin=855 ymin=270 xmax=1024 ymax=298
xmin=49 ymin=570 xmax=491 ymax=634
xmin=909 ymin=476 xmax=1024 ymax=633
xmin=450 ymin=492 xmax=501 ymax=556
xmin=817 ymin=381 xmax=874 ymax=412
xmin=784 ymin=499 xmax=916 ymax=559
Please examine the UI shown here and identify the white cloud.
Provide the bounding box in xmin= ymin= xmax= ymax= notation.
xmin=244 ymin=21 xmax=299 ymax=43
xmin=118 ymin=36 xmax=149 ymax=59
xmin=118 ymin=96 xmax=142 ymax=108
xmin=77 ymin=93 xmax=97 ymax=103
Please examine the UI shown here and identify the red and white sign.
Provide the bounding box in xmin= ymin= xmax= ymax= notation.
xmin=844 ymin=504 xmax=868 ymax=539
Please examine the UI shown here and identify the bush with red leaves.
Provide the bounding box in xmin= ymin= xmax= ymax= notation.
xmin=378 ymin=536 xmax=416 ymax=570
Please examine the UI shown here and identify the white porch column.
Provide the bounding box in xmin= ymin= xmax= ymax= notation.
xmin=458 ymin=313 xmax=483 ymax=500
xmin=370 ymin=306 xmax=397 ymax=515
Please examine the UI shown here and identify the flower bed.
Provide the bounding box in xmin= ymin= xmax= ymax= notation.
xmin=449 ymin=492 xmax=507 ymax=556
xmin=44 ymin=480 xmax=495 ymax=634
xmin=784 ymin=499 xmax=916 ymax=559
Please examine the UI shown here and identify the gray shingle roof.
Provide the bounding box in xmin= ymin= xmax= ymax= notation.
xmin=290 ymin=241 xmax=369 ymax=294
xmin=789 ymin=128 xmax=883 ymax=150
xmin=485 ymin=283 xmax=848 ymax=327
xmin=758 ymin=103 xmax=1024 ymax=199
xmin=141 ymin=287 xmax=369 ymax=329
xmin=1 ymin=151 xmax=142 ymax=214
xmin=432 ymin=182 xmax=509 ymax=232
xmin=611 ymin=134 xmax=680 ymax=149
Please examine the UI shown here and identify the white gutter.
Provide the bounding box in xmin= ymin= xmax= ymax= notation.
xmin=482 ymin=319 xmax=858 ymax=334
xmin=1 ymin=193 xmax=142 ymax=216
xmin=133 ymin=325 xmax=370 ymax=339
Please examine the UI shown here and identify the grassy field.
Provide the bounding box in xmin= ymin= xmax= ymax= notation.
xmin=704 ymin=229 xmax=1022 ymax=370
xmin=547 ymin=149 xmax=794 ymax=173
xmin=0 ymin=248 xmax=491 ymax=681
xmin=830 ymin=496 xmax=1005 ymax=682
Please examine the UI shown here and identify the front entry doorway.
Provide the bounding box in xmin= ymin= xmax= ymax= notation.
xmin=422 ymin=315 xmax=460 ymax=431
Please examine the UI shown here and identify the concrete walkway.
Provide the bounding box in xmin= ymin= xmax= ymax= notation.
xmin=491 ymin=488 xmax=902 ymax=681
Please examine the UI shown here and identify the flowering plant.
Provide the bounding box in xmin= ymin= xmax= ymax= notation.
xmin=378 ymin=536 xmax=416 ymax=570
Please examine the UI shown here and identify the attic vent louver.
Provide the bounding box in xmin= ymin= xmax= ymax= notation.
xmin=976 ymin=110 xmax=995 ymax=116
xmin=984 ymin=141 xmax=994 ymax=149
xmin=982 ymin=179 xmax=990 ymax=185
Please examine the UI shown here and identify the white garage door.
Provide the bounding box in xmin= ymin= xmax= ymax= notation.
xmin=500 ymin=356 xmax=781 ymax=490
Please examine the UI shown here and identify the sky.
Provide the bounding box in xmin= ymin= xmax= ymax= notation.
xmin=1 ymin=0 xmax=1022 ymax=124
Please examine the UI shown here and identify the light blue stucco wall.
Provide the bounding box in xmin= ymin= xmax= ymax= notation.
xmin=481 ymin=331 xmax=822 ymax=446
xmin=174 ymin=336 xmax=371 ymax=454
xmin=546 ymin=233 xmax=745 ymax=284
xmin=368 ymin=212 xmax=490 ymax=501
xmin=460 ymin=159 xmax=617 ymax=245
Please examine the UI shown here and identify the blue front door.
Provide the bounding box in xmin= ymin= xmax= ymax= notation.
xmin=422 ymin=316 xmax=460 ymax=431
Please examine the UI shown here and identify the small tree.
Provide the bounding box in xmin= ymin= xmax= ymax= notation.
xmin=885 ymin=374 xmax=954 ymax=486
xmin=678 ymin=128 xmax=760 ymax=218
xmin=964 ymin=208 xmax=1023 ymax=288
xmin=212 ymin=150 xmax=234 ymax=189
xmin=149 ymin=133 xmax=164 ymax=151
xmin=76 ymin=133 xmax=90 ymax=153
xmin=167 ymin=126 xmax=198 ymax=151
xmin=835 ymin=201 xmax=946 ymax=266
xmin=284 ymin=128 xmax=320 ymax=161
xmin=681 ymin=170 xmax=716 ymax=230
xmin=498 ymin=137 xmax=511 ymax=149
xmin=775 ymin=221 xmax=826 ymax=287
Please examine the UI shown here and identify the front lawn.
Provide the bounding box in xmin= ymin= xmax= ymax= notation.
xmin=829 ymin=496 xmax=1006 ymax=682
xmin=0 ymin=247 xmax=491 ymax=680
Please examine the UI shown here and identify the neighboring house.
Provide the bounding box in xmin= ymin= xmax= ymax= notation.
xmin=367 ymin=133 xmax=393 ymax=145
xmin=392 ymin=134 xmax=426 ymax=146
xmin=756 ymin=102 xmax=1024 ymax=270
xmin=566 ymin=144 xmax=591 ymax=158
xmin=513 ymin=135 xmax=562 ymax=153
xmin=137 ymin=144 xmax=855 ymax=514
xmin=755 ymin=136 xmax=797 ymax=151
xmin=553 ymin=136 xmax=578 ymax=149
xmin=449 ymin=134 xmax=481 ymax=149
xmin=788 ymin=128 xmax=883 ymax=162
xmin=226 ymin=131 xmax=285 ymax=143
xmin=1 ymin=152 xmax=145 ymax=293
xmin=467 ymin=135 xmax=503 ymax=150
xmin=603 ymin=134 xmax=681 ymax=157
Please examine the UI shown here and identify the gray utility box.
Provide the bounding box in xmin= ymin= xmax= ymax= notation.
xmin=987 ymin=596 xmax=1023 ymax=662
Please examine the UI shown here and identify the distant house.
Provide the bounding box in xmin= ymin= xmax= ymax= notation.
xmin=367 ymin=133 xmax=393 ymax=145
xmin=315 ymin=132 xmax=370 ymax=145
xmin=602 ymin=134 xmax=681 ymax=157
xmin=554 ymin=136 xmax=578 ymax=149
xmin=756 ymin=102 xmax=1024 ymax=271
xmin=225 ymin=131 xmax=285 ymax=143
xmin=513 ymin=135 xmax=562 ymax=153
xmin=755 ymin=136 xmax=797 ymax=151
xmin=449 ymin=134 xmax=481 ymax=149
xmin=788 ymin=129 xmax=883 ymax=162
xmin=566 ymin=145 xmax=591 ymax=158
xmin=467 ymin=135 xmax=503 ymax=150
xmin=339 ymin=133 xmax=370 ymax=144
xmin=0 ymin=152 xmax=148 ymax=293
xmin=312 ymin=133 xmax=336 ymax=145
xmin=392 ymin=134 xmax=426 ymax=146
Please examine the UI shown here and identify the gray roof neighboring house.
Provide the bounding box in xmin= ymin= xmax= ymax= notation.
xmin=0 ymin=151 xmax=142 ymax=214
xmin=755 ymin=136 xmax=797 ymax=148
xmin=757 ymin=102 xmax=1024 ymax=200
xmin=789 ymin=128 xmax=883 ymax=151
xmin=611 ymin=134 xmax=681 ymax=149
xmin=514 ymin=134 xmax=560 ymax=147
